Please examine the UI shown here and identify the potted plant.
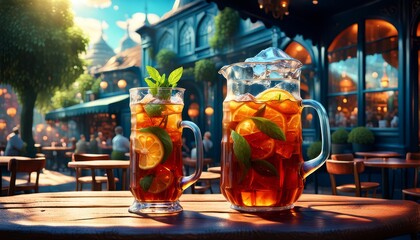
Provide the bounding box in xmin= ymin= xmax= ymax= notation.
xmin=348 ymin=126 xmax=375 ymax=152
xmin=307 ymin=141 xmax=322 ymax=159
xmin=331 ymin=128 xmax=352 ymax=154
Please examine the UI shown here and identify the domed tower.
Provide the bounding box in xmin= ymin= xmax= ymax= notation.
xmin=85 ymin=29 xmax=115 ymax=73
xmin=118 ymin=22 xmax=138 ymax=53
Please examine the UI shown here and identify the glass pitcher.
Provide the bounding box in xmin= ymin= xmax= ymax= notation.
xmin=128 ymin=87 xmax=204 ymax=214
xmin=219 ymin=47 xmax=330 ymax=212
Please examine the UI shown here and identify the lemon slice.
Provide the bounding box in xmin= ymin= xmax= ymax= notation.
xmin=135 ymin=132 xmax=165 ymax=170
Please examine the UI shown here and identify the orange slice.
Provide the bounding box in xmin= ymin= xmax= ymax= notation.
xmin=235 ymin=119 xmax=259 ymax=135
xmin=231 ymin=101 xmax=261 ymax=122
xmin=134 ymin=132 xmax=164 ymax=170
xmin=256 ymin=88 xmax=295 ymax=101
xmin=148 ymin=166 xmax=174 ymax=194
xmin=235 ymin=120 xmax=275 ymax=160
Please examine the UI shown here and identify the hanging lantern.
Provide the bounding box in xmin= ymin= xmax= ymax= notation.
xmin=118 ymin=79 xmax=127 ymax=89
xmin=205 ymin=106 xmax=214 ymax=116
xmin=6 ymin=107 xmax=17 ymax=117
xmin=0 ymin=119 xmax=6 ymax=130
xmin=100 ymin=81 xmax=108 ymax=89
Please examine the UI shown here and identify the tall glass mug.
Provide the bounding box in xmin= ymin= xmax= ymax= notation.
xmin=219 ymin=48 xmax=331 ymax=212
xmin=129 ymin=87 xmax=203 ymax=214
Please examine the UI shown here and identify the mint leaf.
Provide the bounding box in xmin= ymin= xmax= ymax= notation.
xmin=250 ymin=117 xmax=285 ymax=141
xmin=144 ymin=104 xmax=165 ymax=117
xmin=140 ymin=127 xmax=173 ymax=163
xmin=231 ymin=130 xmax=251 ymax=181
xmin=146 ymin=66 xmax=161 ymax=83
xmin=140 ymin=174 xmax=154 ymax=191
xmin=168 ymin=67 xmax=183 ymax=87
xmin=251 ymin=160 xmax=279 ymax=177
xmin=253 ymin=105 xmax=266 ymax=117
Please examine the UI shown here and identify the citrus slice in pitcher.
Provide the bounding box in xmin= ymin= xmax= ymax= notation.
xmin=256 ymin=88 xmax=295 ymax=101
xmin=134 ymin=132 xmax=164 ymax=170
xmin=235 ymin=120 xmax=275 ymax=160
xmin=148 ymin=166 xmax=174 ymax=194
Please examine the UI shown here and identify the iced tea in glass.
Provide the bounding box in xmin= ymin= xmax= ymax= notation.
xmin=129 ymin=87 xmax=203 ymax=214
xmin=219 ymin=47 xmax=330 ymax=212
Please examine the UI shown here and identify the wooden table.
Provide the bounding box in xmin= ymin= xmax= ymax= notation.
xmin=42 ymin=146 xmax=73 ymax=170
xmin=355 ymin=151 xmax=401 ymax=160
xmin=208 ymin=166 xmax=221 ymax=173
xmin=0 ymin=192 xmax=418 ymax=240
xmin=363 ymin=158 xmax=420 ymax=199
xmin=67 ymin=160 xmax=129 ymax=191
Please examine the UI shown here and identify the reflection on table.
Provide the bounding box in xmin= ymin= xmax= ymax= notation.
xmin=363 ymin=157 xmax=420 ymax=199
xmin=0 ymin=192 xmax=418 ymax=239
xmin=67 ymin=160 xmax=129 ymax=191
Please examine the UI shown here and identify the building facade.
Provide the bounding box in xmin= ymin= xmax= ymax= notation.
xmin=137 ymin=0 xmax=420 ymax=159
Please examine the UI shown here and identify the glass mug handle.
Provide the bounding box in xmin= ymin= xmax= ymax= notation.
xmin=302 ymin=99 xmax=331 ymax=178
xmin=179 ymin=120 xmax=204 ymax=190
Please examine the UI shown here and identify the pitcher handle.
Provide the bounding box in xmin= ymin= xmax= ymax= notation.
xmin=302 ymin=99 xmax=331 ymax=178
xmin=179 ymin=120 xmax=204 ymax=190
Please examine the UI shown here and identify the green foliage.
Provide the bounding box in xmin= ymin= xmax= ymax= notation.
xmin=210 ymin=7 xmax=240 ymax=50
xmin=331 ymin=128 xmax=349 ymax=144
xmin=194 ymin=59 xmax=216 ymax=82
xmin=348 ymin=127 xmax=375 ymax=144
xmin=182 ymin=67 xmax=194 ymax=78
xmin=156 ymin=49 xmax=177 ymax=73
xmin=0 ymin=0 xmax=88 ymax=156
xmin=39 ymin=73 xmax=99 ymax=111
xmin=144 ymin=66 xmax=183 ymax=99
xmin=307 ymin=141 xmax=322 ymax=159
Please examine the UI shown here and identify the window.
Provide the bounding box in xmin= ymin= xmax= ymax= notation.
xmin=159 ymin=32 xmax=173 ymax=51
xmin=197 ymin=17 xmax=214 ymax=47
xmin=327 ymin=20 xmax=398 ymax=128
xmin=179 ymin=25 xmax=194 ymax=56
xmin=285 ymin=42 xmax=315 ymax=129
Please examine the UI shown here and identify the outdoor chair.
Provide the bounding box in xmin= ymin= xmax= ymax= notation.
xmin=72 ymin=153 xmax=119 ymax=191
xmin=3 ymin=157 xmax=46 ymax=196
xmin=326 ymin=159 xmax=380 ymax=197
xmin=402 ymin=152 xmax=420 ymax=199
xmin=331 ymin=153 xmax=354 ymax=161
xmin=183 ymin=157 xmax=220 ymax=194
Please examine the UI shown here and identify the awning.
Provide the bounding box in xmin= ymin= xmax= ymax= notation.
xmin=45 ymin=94 xmax=129 ymax=120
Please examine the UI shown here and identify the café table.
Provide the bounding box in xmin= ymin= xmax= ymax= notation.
xmin=41 ymin=146 xmax=73 ymax=170
xmin=363 ymin=157 xmax=420 ymax=199
xmin=355 ymin=151 xmax=401 ymax=160
xmin=208 ymin=166 xmax=221 ymax=173
xmin=0 ymin=192 xmax=418 ymax=240
xmin=68 ymin=160 xmax=129 ymax=191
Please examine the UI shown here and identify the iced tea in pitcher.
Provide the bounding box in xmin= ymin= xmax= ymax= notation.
xmin=129 ymin=66 xmax=204 ymax=214
xmin=219 ymin=48 xmax=330 ymax=212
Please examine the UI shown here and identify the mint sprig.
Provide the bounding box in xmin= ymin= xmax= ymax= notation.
xmin=144 ymin=66 xmax=183 ymax=98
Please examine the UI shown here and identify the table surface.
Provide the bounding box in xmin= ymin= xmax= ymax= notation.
xmin=355 ymin=151 xmax=401 ymax=159
xmin=0 ymin=192 xmax=418 ymax=240
xmin=41 ymin=146 xmax=73 ymax=151
xmin=363 ymin=157 xmax=420 ymax=168
xmin=68 ymin=160 xmax=129 ymax=169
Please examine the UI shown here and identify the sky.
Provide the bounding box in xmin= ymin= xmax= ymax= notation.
xmin=71 ymin=0 xmax=175 ymax=53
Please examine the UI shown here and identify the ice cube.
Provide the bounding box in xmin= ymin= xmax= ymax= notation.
xmin=139 ymin=93 xmax=156 ymax=104
xmin=234 ymin=93 xmax=256 ymax=102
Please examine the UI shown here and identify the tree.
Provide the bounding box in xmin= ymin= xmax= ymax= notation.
xmin=209 ymin=7 xmax=240 ymax=50
xmin=156 ymin=49 xmax=177 ymax=74
xmin=0 ymin=0 xmax=88 ymax=156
